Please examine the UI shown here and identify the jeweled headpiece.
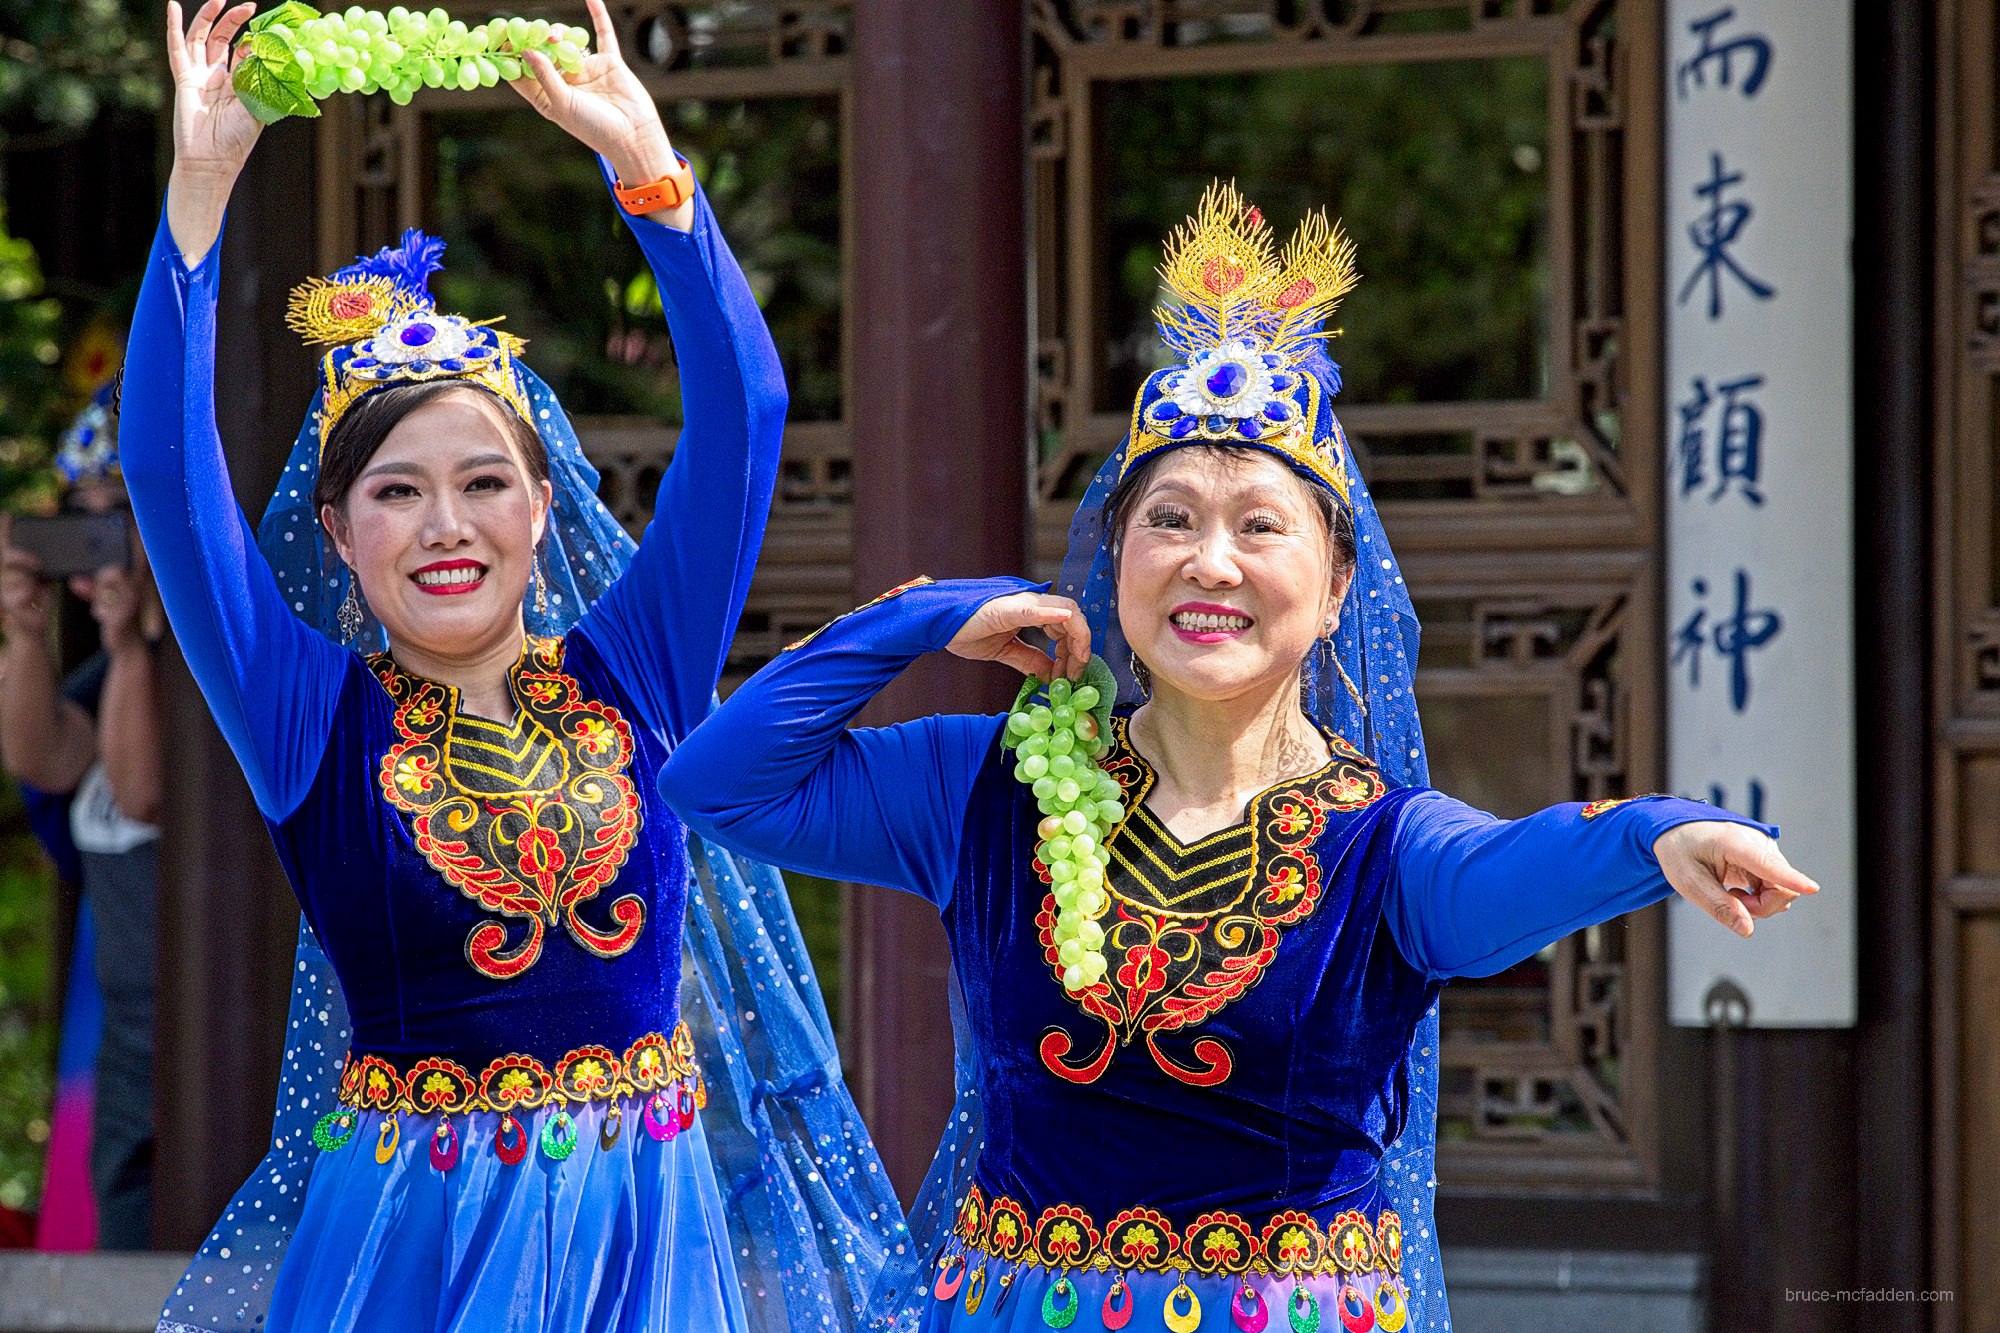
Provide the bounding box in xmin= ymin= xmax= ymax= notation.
xmin=1127 ymin=182 xmax=1359 ymax=502
xmin=56 ymin=376 xmax=121 ymax=488
xmin=287 ymin=229 xmax=530 ymax=452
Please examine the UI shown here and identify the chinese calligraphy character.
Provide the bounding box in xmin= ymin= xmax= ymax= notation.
xmin=1678 ymin=153 xmax=1777 ymax=321
xmin=1673 ymin=570 xmax=1783 ymax=712
xmin=1706 ymin=778 xmax=1767 ymax=823
xmin=1675 ymin=373 xmax=1766 ymax=506
xmin=1676 ymin=7 xmax=1773 ymax=100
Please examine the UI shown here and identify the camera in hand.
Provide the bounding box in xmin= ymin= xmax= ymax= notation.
xmin=10 ymin=512 xmax=132 ymax=578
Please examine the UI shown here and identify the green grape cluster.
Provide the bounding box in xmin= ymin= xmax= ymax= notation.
xmin=1002 ymin=659 xmax=1126 ymax=994
xmin=232 ymin=3 xmax=591 ymax=123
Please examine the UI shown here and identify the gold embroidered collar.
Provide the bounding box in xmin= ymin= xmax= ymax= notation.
xmin=371 ymin=637 xmax=647 ymax=981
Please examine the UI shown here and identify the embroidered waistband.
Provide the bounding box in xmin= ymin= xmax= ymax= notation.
xmin=336 ymin=1022 xmax=704 ymax=1114
xmin=950 ymin=1184 xmax=1403 ymax=1280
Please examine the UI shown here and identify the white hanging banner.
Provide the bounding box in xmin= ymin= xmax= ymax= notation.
xmin=1663 ymin=0 xmax=1856 ymax=1027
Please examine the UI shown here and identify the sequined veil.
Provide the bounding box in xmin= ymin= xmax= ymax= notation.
xmin=159 ymin=236 xmax=902 ymax=1333
xmin=865 ymin=186 xmax=1450 ymax=1330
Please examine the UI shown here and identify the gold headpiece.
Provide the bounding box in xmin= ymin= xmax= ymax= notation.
xmin=1126 ymin=182 xmax=1359 ymax=501
xmin=288 ymin=230 xmax=532 ymax=452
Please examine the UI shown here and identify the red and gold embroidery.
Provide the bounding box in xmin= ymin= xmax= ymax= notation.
xmin=951 ymin=1184 xmax=1401 ymax=1280
xmin=1579 ymin=793 xmax=1670 ymax=820
xmin=1037 ymin=716 xmax=1386 ymax=1087
xmin=783 ymin=575 xmax=936 ymax=652
xmin=337 ymin=1023 xmax=705 ymax=1114
xmin=372 ymin=637 xmax=645 ymax=981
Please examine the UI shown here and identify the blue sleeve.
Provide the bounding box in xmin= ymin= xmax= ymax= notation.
xmin=120 ymin=212 xmax=348 ymax=822
xmin=1385 ymin=790 xmax=1780 ymax=980
xmin=573 ymin=160 xmax=784 ymax=743
xmin=658 ymin=576 xmax=1040 ymax=909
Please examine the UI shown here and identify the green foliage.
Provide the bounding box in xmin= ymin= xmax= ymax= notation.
xmin=0 ymin=0 xmax=161 ymax=147
xmin=1097 ymin=57 xmax=1551 ymax=415
xmin=427 ymin=95 xmax=842 ymax=424
xmin=0 ymin=781 xmax=57 ymax=1214
xmin=0 ymin=204 xmax=66 ymax=512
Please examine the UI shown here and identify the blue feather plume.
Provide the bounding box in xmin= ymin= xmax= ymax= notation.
xmin=333 ymin=228 xmax=447 ymax=301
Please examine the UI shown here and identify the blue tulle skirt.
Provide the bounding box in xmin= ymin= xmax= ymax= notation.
xmin=261 ymin=1099 xmax=748 ymax=1333
xmin=915 ymin=1265 xmax=1412 ymax=1333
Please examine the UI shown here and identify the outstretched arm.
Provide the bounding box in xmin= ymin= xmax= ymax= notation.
xmin=119 ymin=1 xmax=349 ymax=822
xmin=1385 ymin=792 xmax=1814 ymax=980
xmin=507 ymin=0 xmax=775 ymax=739
xmin=659 ymin=577 xmax=1087 ymax=909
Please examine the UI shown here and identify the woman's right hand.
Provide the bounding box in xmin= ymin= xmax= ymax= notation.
xmin=946 ymin=592 xmax=1093 ymax=683
xmin=0 ymin=517 xmax=51 ymax=641
xmin=165 ymin=0 xmax=261 ymax=265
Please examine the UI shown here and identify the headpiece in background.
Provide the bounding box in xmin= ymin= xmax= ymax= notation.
xmin=872 ymin=182 xmax=1453 ymax=1331
xmin=55 ymin=377 xmax=121 ymax=489
xmin=287 ymin=228 xmax=531 ymax=452
xmin=159 ymin=228 xmax=902 ymax=1333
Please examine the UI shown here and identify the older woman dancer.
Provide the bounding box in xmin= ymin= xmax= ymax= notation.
xmin=660 ymin=185 xmax=1814 ymax=1331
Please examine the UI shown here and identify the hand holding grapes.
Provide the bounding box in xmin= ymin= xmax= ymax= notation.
xmin=508 ymin=0 xmax=690 ymax=228
xmin=165 ymin=0 xmax=263 ymax=266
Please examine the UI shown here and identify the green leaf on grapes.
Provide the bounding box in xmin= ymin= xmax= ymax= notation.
xmin=246 ymin=2 xmax=320 ymax=34
xmin=1080 ymin=655 xmax=1118 ymax=734
xmin=232 ymin=49 xmax=319 ymax=124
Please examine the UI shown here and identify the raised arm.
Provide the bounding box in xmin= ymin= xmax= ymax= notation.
xmin=118 ymin=1 xmax=349 ymax=822
xmin=1384 ymin=791 xmax=1813 ymax=980
xmin=505 ymin=0 xmax=776 ymax=740
xmin=569 ymin=170 xmax=785 ymax=740
xmin=658 ymin=577 xmax=1078 ymax=909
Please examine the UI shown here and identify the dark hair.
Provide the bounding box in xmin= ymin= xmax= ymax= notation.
xmin=1102 ymin=444 xmax=1357 ymax=578
xmin=315 ymin=381 xmax=549 ymax=510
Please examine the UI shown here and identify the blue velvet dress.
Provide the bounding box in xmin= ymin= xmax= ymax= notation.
xmin=659 ymin=577 xmax=1772 ymax=1332
xmin=122 ymin=181 xmax=783 ymax=1332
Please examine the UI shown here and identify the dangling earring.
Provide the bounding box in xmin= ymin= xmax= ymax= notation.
xmin=338 ymin=573 xmax=365 ymax=644
xmin=1335 ymin=658 xmax=1368 ymax=715
xmin=533 ymin=550 xmax=549 ymax=619
xmin=1128 ymin=650 xmax=1152 ymax=700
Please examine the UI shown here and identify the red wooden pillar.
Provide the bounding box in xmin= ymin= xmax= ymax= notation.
xmin=846 ymin=0 xmax=1029 ymax=1201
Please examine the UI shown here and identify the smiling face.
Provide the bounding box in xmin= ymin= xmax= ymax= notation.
xmin=1113 ymin=448 xmax=1354 ymax=706
xmin=320 ymin=388 xmax=552 ymax=664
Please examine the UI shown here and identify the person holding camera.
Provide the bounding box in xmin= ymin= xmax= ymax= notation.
xmin=0 ymin=375 xmax=164 ymax=1250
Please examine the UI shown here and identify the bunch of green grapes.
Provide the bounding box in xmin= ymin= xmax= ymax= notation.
xmin=1001 ymin=659 xmax=1126 ymax=993
xmin=232 ymin=3 xmax=591 ymax=123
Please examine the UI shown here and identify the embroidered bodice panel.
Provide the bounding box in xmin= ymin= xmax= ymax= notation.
xmin=943 ymin=718 xmax=1437 ymax=1225
xmin=269 ymin=633 xmax=686 ymax=1070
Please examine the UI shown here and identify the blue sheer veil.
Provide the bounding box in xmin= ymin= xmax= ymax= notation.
xmin=865 ymin=342 xmax=1449 ymax=1330
xmin=158 ymin=283 xmax=901 ymax=1330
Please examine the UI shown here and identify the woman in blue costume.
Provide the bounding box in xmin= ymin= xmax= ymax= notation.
xmin=126 ymin=4 xmax=898 ymax=1330
xmin=660 ymin=185 xmax=1818 ymax=1332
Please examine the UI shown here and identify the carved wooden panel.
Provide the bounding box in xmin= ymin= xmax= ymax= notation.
xmin=1935 ymin=2 xmax=2000 ymax=1326
xmin=1030 ymin=0 xmax=1664 ymax=1191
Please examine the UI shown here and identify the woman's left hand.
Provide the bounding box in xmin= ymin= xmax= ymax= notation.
xmin=1653 ymin=820 xmax=1818 ymax=938
xmin=507 ymin=0 xmax=689 ymax=228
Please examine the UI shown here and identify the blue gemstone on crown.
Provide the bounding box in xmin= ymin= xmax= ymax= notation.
xmin=400 ymin=322 xmax=437 ymax=347
xmin=1205 ymin=415 xmax=1229 ymax=433
xmin=1264 ymin=402 xmax=1291 ymax=422
xmin=1149 ymin=399 xmax=1181 ymax=421
xmin=439 ymin=359 xmax=464 ymax=372
xmin=1168 ymin=416 xmax=1200 ymax=439
xmin=1205 ymin=360 xmax=1249 ymax=399
xmin=408 ymin=359 xmax=432 ymax=373
xmin=1237 ymin=418 xmax=1262 ymax=439
xmin=352 ymin=357 xmax=377 ymax=369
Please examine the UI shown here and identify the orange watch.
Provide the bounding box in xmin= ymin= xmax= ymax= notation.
xmin=613 ymin=156 xmax=696 ymax=215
